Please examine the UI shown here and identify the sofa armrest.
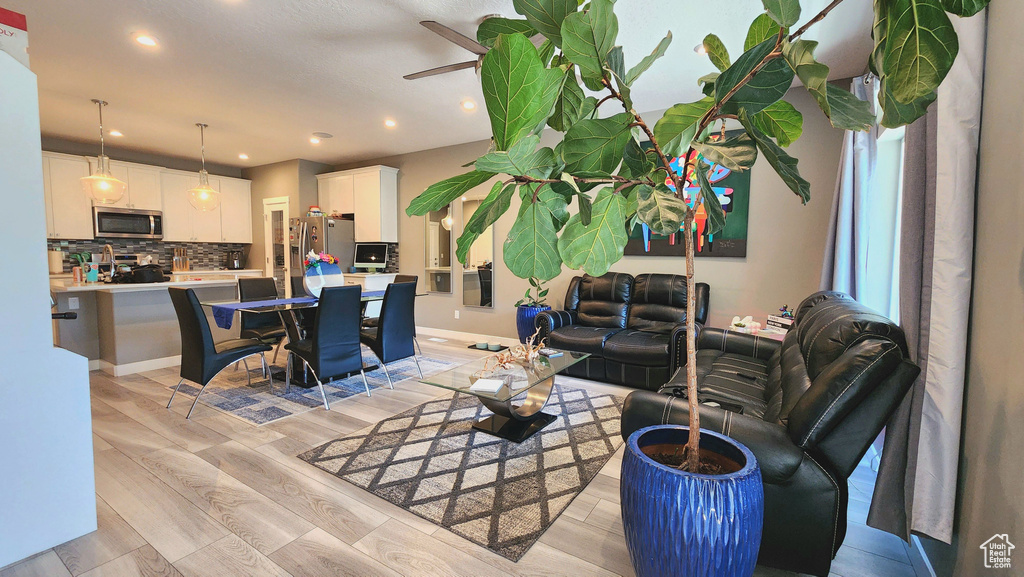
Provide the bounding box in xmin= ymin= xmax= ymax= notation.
xmin=535 ymin=310 xmax=579 ymax=342
xmin=621 ymin=389 xmax=806 ymax=483
xmin=669 ymin=321 xmax=704 ymax=372
xmin=696 ymin=327 xmax=782 ymax=361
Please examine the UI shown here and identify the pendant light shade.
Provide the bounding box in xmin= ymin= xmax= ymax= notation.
xmin=441 ymin=208 xmax=453 ymax=231
xmin=81 ymin=100 xmax=127 ymax=204
xmin=188 ymin=123 xmax=220 ymax=212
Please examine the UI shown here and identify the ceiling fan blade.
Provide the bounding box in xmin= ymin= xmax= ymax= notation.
xmin=420 ymin=21 xmax=488 ymax=56
xmin=403 ymin=60 xmax=479 ymax=80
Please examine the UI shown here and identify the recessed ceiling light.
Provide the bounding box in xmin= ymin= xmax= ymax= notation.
xmin=312 ymin=132 xmax=333 ymax=139
xmin=694 ymin=43 xmax=707 ymax=55
xmin=309 ymin=137 xmax=321 ymax=145
xmin=238 ymin=153 xmax=249 ymax=160
xmin=461 ymin=99 xmax=476 ymax=111
xmin=109 ymin=130 xmax=123 ymax=137
xmin=134 ymin=33 xmax=159 ymax=48
xmin=384 ymin=119 xmax=397 ymax=129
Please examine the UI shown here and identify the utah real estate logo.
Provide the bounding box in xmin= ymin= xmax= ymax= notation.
xmin=980 ymin=534 xmax=1014 ymax=569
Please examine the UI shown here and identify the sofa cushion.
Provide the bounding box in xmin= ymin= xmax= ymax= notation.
xmin=627 ymin=274 xmax=710 ymax=332
xmin=548 ymin=326 xmax=623 ymax=356
xmin=603 ymin=329 xmax=672 ymax=366
xmin=661 ymin=349 xmax=771 ymax=419
xmin=576 ymin=272 xmax=632 ymax=329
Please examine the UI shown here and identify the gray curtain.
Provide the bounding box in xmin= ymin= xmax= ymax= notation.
xmin=819 ymin=75 xmax=878 ymax=297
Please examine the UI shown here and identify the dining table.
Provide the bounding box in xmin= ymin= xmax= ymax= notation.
xmin=203 ymin=290 xmax=388 ymax=330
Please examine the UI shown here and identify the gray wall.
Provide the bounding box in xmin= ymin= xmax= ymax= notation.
xmin=950 ymin=3 xmax=1024 ymax=575
xmin=340 ymin=88 xmax=843 ymax=339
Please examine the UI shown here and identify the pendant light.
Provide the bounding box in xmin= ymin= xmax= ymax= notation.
xmin=80 ymin=99 xmax=127 ymax=204
xmin=441 ymin=207 xmax=454 ymax=231
xmin=188 ymin=123 xmax=220 ymax=211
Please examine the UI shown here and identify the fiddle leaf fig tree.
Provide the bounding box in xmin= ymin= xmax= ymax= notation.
xmin=406 ymin=0 xmax=988 ymax=473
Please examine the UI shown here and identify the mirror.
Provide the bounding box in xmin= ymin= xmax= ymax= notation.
xmin=461 ymin=196 xmax=494 ymax=308
xmin=424 ymin=206 xmax=452 ymax=293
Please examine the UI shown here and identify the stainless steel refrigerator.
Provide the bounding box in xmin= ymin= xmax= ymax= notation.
xmin=289 ymin=217 xmax=355 ymax=295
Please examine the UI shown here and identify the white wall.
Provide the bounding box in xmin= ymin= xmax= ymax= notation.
xmin=340 ymin=88 xmax=843 ymax=338
xmin=0 ymin=52 xmax=96 ymax=567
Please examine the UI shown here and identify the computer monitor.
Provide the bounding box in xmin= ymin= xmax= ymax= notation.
xmin=354 ymin=243 xmax=389 ymax=269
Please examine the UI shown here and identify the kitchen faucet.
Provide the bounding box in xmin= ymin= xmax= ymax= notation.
xmin=102 ymin=244 xmax=115 ymax=280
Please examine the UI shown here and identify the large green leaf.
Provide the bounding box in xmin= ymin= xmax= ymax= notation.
xmin=467 ymin=182 xmax=517 ymax=234
xmin=653 ymin=97 xmax=716 ymax=157
xmin=561 ymin=113 xmax=634 ymax=174
xmin=693 ymin=133 xmax=758 ymax=172
xmin=698 ymin=72 xmax=719 ymax=97
xmin=693 ymin=163 xmax=726 ymax=235
xmin=530 ymin=67 xmax=570 ymax=133
xmin=475 ymin=135 xmax=542 ymax=175
xmin=870 ymin=0 xmax=889 ymax=76
xmin=560 ymin=0 xmax=618 ymax=87
xmin=504 ymin=201 xmax=563 ymax=280
xmin=785 ymin=39 xmax=831 ymax=116
xmin=513 ymin=0 xmax=578 ymax=47
xmin=703 ymin=34 xmax=731 ymax=72
xmin=940 ymin=0 xmax=989 ymax=16
xmin=455 ymin=228 xmax=480 ymax=266
xmin=883 ymin=0 xmax=958 ymax=103
xmin=548 ymin=72 xmax=586 ymax=131
xmin=636 ymin=184 xmax=688 ymax=235
xmin=605 ymin=46 xmax=632 ymax=109
xmin=716 ymin=37 xmax=793 ymax=114
xmin=622 ymin=137 xmax=655 ymax=179
xmin=762 ymin=0 xmax=801 ymax=27
xmin=626 ymin=31 xmax=672 ymax=85
xmin=406 ymin=170 xmax=496 ymax=216
xmin=741 ymin=112 xmax=810 ymax=203
xmin=477 ymin=18 xmax=538 ymax=48
xmin=480 ymin=33 xmax=548 ymax=150
xmin=825 ymin=83 xmax=875 ymax=132
xmin=745 ymin=13 xmax=782 ymax=51
xmin=750 ymin=100 xmax=803 ymax=147
xmin=525 ymin=183 xmax=572 ymax=229
xmin=879 ymin=77 xmax=936 ymax=128
xmin=557 ymin=191 xmax=629 ymax=276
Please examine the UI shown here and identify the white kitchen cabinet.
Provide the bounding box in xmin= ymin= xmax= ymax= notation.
xmin=161 ymin=170 xmax=223 ymax=242
xmin=218 ymin=177 xmax=252 ymax=243
xmin=317 ymin=165 xmax=398 ymax=242
xmin=86 ymin=159 xmax=163 ymax=211
xmin=186 ymin=174 xmax=222 ymax=243
xmin=42 ymin=152 xmax=93 ymax=240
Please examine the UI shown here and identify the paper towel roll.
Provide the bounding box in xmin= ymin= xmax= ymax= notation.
xmin=48 ymin=249 xmax=64 ymax=274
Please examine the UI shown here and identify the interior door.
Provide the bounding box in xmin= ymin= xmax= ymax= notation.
xmin=264 ymin=199 xmax=289 ymax=297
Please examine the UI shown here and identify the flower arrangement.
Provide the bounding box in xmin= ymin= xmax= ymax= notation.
xmin=303 ymin=250 xmax=338 ymax=272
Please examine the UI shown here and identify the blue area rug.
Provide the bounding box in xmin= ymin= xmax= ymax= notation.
xmin=169 ymin=349 xmax=456 ymax=425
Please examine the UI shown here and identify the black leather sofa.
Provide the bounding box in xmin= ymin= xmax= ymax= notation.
xmin=619 ymin=291 xmax=919 ymax=577
xmin=535 ymin=272 xmax=710 ymax=390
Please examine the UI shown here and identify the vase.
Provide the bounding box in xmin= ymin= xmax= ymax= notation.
xmin=516 ymin=305 xmax=550 ymax=343
xmin=620 ymin=425 xmax=764 ymax=577
xmin=302 ymin=263 xmax=344 ymax=298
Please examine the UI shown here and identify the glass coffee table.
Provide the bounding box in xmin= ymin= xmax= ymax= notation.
xmin=420 ymin=350 xmax=589 ymax=442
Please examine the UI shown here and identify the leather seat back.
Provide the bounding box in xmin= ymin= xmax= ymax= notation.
xmin=574 ymin=273 xmax=633 ymax=329
xmin=626 ymin=274 xmax=710 ymax=333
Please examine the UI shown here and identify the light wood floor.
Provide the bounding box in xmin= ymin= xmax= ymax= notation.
xmin=2 ymin=334 xmax=920 ymax=577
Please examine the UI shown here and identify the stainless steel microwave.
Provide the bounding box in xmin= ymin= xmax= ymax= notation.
xmin=93 ymin=207 xmax=163 ymax=239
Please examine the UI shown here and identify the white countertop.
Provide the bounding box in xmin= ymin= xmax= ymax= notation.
xmin=51 ymin=277 xmax=241 ymax=294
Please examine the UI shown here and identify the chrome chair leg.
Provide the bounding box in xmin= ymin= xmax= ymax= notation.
xmin=167 ymin=378 xmax=185 ymax=408
xmin=261 ymin=353 xmax=272 ymax=387
xmin=414 ymin=337 xmax=422 ymax=355
xmin=271 ymin=340 xmax=281 ymax=365
xmin=285 ymin=353 xmax=292 ymax=394
xmin=360 ymin=369 xmax=371 ymax=397
xmin=381 ymin=363 xmax=394 ymax=389
xmin=414 ymin=356 xmax=423 ymax=379
xmin=187 ymin=381 xmax=211 ymax=419
xmin=233 ymin=361 xmax=240 ymax=371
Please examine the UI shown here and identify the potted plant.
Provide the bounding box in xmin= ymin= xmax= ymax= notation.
xmin=514 ymin=276 xmax=551 ymax=343
xmin=405 ymin=0 xmax=984 ymax=573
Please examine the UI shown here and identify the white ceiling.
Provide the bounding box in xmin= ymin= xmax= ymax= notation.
xmin=8 ymin=0 xmax=873 ymax=168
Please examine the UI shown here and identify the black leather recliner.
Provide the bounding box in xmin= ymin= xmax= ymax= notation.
xmin=535 ymin=272 xmax=710 ymax=390
xmin=619 ymin=291 xmax=920 ymax=576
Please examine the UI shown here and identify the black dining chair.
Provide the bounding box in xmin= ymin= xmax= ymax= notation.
xmin=360 ymin=281 xmax=422 ymax=387
xmin=362 ymin=274 xmax=421 ymax=354
xmin=289 ymin=276 xmax=316 ymax=338
xmin=285 ymin=285 xmax=370 ymax=407
xmin=238 ymin=277 xmax=287 ymax=365
xmin=166 ymin=287 xmax=274 ymax=419
xmin=477 ymin=268 xmax=493 ymax=307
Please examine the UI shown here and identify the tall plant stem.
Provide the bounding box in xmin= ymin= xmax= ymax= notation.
xmin=790 ymin=0 xmax=848 ymax=40
xmin=682 ymin=212 xmax=700 ymax=472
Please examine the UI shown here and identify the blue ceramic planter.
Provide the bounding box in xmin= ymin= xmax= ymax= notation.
xmin=516 ymin=305 xmax=550 ymax=343
xmin=621 ymin=425 xmax=764 ymax=577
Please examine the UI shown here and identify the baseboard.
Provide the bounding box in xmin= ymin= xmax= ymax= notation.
xmin=88 ymin=359 xmax=101 ymax=371
xmin=416 ymin=326 xmax=520 ymax=347
xmin=910 ymin=535 xmax=939 ymax=577
xmin=99 ymin=355 xmax=181 ymax=376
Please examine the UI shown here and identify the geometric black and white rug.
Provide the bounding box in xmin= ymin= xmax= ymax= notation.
xmin=298 ymin=384 xmax=624 ymax=561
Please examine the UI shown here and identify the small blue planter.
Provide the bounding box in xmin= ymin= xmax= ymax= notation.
xmin=516 ymin=305 xmax=550 ymax=343
xmin=621 ymin=425 xmax=764 ymax=577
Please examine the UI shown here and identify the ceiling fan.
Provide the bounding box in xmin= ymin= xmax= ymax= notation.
xmin=404 ymin=21 xmax=489 ymax=80
xmin=404 ymin=18 xmax=543 ymax=81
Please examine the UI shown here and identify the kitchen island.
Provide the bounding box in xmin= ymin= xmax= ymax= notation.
xmin=51 ymin=270 xmax=264 ymax=375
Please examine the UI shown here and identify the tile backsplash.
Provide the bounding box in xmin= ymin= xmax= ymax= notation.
xmin=47 ymin=238 xmax=250 ymax=272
